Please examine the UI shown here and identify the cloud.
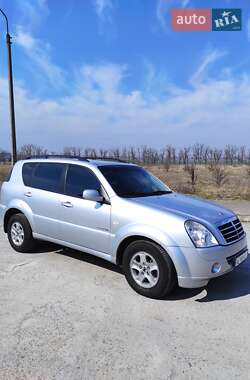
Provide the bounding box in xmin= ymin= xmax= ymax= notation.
xmin=13 ymin=1 xmax=63 ymax=88
xmin=156 ymin=0 xmax=169 ymax=30
xmin=93 ymin=0 xmax=113 ymax=22
xmin=93 ymin=0 xmax=116 ymax=39
xmin=15 ymin=27 xmax=65 ymax=87
xmin=191 ymin=48 xmax=227 ymax=86
xmin=14 ymin=0 xmax=49 ymax=30
xmin=156 ymin=0 xmax=190 ymax=31
xmin=143 ymin=62 xmax=175 ymax=98
xmin=80 ymin=63 xmax=125 ymax=92
xmin=1 ymin=60 xmax=250 ymax=151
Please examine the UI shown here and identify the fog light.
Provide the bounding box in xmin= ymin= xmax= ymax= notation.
xmin=211 ymin=263 xmax=221 ymax=274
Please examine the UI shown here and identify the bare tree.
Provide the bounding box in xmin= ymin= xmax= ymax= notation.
xmin=164 ymin=158 xmax=170 ymax=172
xmin=18 ymin=144 xmax=47 ymax=159
xmin=186 ymin=164 xmax=198 ymax=191
xmin=3 ymin=143 xmax=250 ymax=168
xmin=163 ymin=145 xmax=174 ymax=171
xmin=192 ymin=143 xmax=207 ymax=164
xmin=208 ymin=148 xmax=223 ymax=170
xmin=63 ymin=146 xmax=82 ymax=156
xmin=237 ymin=146 xmax=246 ymax=164
xmin=179 ymin=146 xmax=191 ymax=170
xmin=224 ymin=145 xmax=237 ymax=165
xmin=211 ymin=166 xmax=228 ymax=187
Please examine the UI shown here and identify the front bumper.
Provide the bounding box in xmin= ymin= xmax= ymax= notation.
xmin=168 ymin=235 xmax=248 ymax=288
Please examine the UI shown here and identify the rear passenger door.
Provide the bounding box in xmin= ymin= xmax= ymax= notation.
xmin=59 ymin=164 xmax=111 ymax=254
xmin=22 ymin=162 xmax=65 ymax=239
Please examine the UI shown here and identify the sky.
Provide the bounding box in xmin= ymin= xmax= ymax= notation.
xmin=0 ymin=0 xmax=249 ymax=151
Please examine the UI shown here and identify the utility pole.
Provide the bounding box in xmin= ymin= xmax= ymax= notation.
xmin=0 ymin=8 xmax=17 ymax=165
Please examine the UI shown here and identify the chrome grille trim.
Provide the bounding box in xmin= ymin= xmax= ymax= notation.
xmin=218 ymin=218 xmax=245 ymax=244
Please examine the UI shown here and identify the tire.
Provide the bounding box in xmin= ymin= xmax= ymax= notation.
xmin=7 ymin=213 xmax=36 ymax=253
xmin=122 ymin=240 xmax=177 ymax=299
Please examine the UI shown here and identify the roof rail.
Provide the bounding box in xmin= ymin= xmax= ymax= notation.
xmin=25 ymin=155 xmax=127 ymax=163
xmin=85 ymin=157 xmax=127 ymax=163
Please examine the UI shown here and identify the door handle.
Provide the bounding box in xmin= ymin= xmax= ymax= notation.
xmin=24 ymin=191 xmax=32 ymax=198
xmin=62 ymin=201 xmax=73 ymax=208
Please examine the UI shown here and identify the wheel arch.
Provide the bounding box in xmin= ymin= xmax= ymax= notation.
xmin=3 ymin=208 xmax=26 ymax=232
xmin=116 ymin=235 xmax=170 ymax=266
xmin=3 ymin=202 xmax=34 ymax=233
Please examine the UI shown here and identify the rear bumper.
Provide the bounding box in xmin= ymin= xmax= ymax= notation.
xmin=167 ymin=236 xmax=248 ymax=288
xmin=0 ymin=204 xmax=6 ymax=227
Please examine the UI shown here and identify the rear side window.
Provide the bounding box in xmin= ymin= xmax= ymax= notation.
xmin=65 ymin=165 xmax=101 ymax=198
xmin=32 ymin=163 xmax=65 ymax=193
xmin=22 ymin=163 xmax=38 ymax=186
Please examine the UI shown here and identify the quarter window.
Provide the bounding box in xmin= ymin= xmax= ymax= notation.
xmin=65 ymin=165 xmax=101 ymax=198
xmin=22 ymin=163 xmax=38 ymax=186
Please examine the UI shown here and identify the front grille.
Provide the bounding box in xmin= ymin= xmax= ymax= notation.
xmin=218 ymin=218 xmax=245 ymax=244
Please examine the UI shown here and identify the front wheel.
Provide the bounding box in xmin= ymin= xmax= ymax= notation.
xmin=7 ymin=213 xmax=36 ymax=253
xmin=122 ymin=240 xmax=177 ymax=299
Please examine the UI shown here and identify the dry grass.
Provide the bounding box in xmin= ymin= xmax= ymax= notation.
xmin=0 ymin=164 xmax=11 ymax=183
xmin=1 ymin=163 xmax=250 ymax=200
xmin=146 ymin=164 xmax=250 ymax=200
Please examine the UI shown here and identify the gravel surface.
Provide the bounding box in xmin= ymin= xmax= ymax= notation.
xmin=0 ymin=225 xmax=249 ymax=380
xmin=217 ymin=200 xmax=250 ymax=222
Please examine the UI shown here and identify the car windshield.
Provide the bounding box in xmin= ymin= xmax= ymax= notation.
xmin=98 ymin=165 xmax=172 ymax=198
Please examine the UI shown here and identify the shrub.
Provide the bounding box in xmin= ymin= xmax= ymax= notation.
xmin=186 ymin=164 xmax=198 ymax=191
xmin=211 ymin=166 xmax=228 ymax=187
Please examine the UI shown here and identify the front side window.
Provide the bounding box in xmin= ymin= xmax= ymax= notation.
xmin=65 ymin=165 xmax=101 ymax=198
xmin=31 ymin=163 xmax=65 ymax=193
xmin=99 ymin=165 xmax=171 ymax=198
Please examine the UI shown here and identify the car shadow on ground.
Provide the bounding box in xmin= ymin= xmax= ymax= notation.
xmin=29 ymin=241 xmax=62 ymax=254
xmin=168 ymin=257 xmax=250 ymax=302
xmin=195 ymin=259 xmax=250 ymax=302
xmin=35 ymin=244 xmax=250 ymax=302
xmin=58 ymin=247 xmax=123 ymax=274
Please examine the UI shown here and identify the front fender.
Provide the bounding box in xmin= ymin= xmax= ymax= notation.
xmin=111 ymin=223 xmax=190 ymax=276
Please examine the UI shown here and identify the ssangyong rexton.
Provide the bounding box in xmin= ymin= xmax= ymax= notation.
xmin=0 ymin=157 xmax=248 ymax=298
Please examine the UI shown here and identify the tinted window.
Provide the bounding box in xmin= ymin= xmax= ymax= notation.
xmin=22 ymin=163 xmax=38 ymax=186
xmin=65 ymin=165 xmax=101 ymax=198
xmin=99 ymin=165 xmax=171 ymax=198
xmin=32 ymin=163 xmax=65 ymax=193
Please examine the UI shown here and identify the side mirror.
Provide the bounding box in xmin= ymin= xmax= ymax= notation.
xmin=82 ymin=189 xmax=104 ymax=203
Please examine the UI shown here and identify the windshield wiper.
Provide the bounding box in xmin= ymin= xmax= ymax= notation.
xmin=121 ymin=190 xmax=172 ymax=198
xmin=150 ymin=190 xmax=172 ymax=196
xmin=121 ymin=192 xmax=149 ymax=198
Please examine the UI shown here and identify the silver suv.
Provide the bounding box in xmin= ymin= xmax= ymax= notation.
xmin=0 ymin=156 xmax=248 ymax=298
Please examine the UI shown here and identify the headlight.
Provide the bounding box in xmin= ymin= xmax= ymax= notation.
xmin=185 ymin=220 xmax=218 ymax=248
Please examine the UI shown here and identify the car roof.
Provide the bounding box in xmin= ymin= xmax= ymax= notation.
xmin=20 ymin=157 xmax=136 ymax=168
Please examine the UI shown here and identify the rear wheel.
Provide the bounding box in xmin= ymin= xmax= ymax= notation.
xmin=123 ymin=240 xmax=177 ymax=298
xmin=7 ymin=214 xmax=36 ymax=253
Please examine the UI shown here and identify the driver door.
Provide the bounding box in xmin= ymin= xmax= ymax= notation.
xmin=59 ymin=164 xmax=111 ymax=254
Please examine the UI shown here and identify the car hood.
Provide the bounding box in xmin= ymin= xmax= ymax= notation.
xmin=129 ymin=192 xmax=235 ymax=224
